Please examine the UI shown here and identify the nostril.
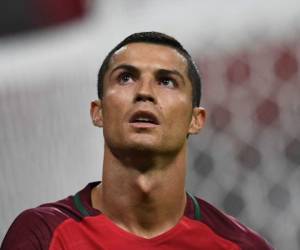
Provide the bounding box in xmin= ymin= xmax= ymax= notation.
xmin=135 ymin=94 xmax=155 ymax=103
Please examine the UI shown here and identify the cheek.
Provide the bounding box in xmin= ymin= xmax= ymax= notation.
xmin=104 ymin=85 xmax=134 ymax=105
xmin=163 ymin=95 xmax=193 ymax=130
xmin=101 ymin=89 xmax=133 ymax=128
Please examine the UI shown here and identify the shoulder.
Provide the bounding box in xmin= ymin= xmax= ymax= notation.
xmin=1 ymin=196 xmax=80 ymax=250
xmin=196 ymin=196 xmax=274 ymax=250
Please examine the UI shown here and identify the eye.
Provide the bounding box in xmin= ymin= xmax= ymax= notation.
xmin=118 ymin=72 xmax=134 ymax=85
xmin=159 ymin=77 xmax=176 ymax=88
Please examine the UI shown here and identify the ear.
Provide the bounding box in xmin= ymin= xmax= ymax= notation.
xmin=90 ymin=100 xmax=103 ymax=128
xmin=188 ymin=107 xmax=206 ymax=135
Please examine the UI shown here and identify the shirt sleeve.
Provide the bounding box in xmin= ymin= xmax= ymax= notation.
xmin=1 ymin=209 xmax=54 ymax=250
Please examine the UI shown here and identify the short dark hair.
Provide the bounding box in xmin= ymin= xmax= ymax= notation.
xmin=97 ymin=31 xmax=202 ymax=107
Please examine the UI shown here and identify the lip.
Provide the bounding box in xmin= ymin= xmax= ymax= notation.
xmin=129 ymin=122 xmax=159 ymax=128
xmin=129 ymin=110 xmax=160 ymax=128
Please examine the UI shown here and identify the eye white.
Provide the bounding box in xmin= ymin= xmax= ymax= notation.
xmin=160 ymin=78 xmax=175 ymax=88
xmin=119 ymin=73 xmax=133 ymax=84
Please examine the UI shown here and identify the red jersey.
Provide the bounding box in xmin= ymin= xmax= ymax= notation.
xmin=1 ymin=182 xmax=273 ymax=250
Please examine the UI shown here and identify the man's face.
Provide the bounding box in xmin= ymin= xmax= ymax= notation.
xmin=92 ymin=43 xmax=204 ymax=155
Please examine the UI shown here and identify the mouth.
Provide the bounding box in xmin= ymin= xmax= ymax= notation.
xmin=129 ymin=111 xmax=160 ymax=127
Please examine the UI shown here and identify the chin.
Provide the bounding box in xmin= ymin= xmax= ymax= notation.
xmin=127 ymin=141 xmax=159 ymax=153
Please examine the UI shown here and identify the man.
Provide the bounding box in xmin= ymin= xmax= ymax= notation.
xmin=1 ymin=32 xmax=273 ymax=249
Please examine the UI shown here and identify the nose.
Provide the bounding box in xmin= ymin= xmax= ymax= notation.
xmin=134 ymin=76 xmax=157 ymax=104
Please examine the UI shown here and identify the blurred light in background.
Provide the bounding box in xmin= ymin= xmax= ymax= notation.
xmin=188 ymin=39 xmax=300 ymax=249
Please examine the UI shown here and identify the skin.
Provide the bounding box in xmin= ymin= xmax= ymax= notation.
xmin=90 ymin=42 xmax=206 ymax=238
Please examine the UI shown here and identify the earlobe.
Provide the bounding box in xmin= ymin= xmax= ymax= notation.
xmin=188 ymin=107 xmax=206 ymax=134
xmin=90 ymin=100 xmax=103 ymax=128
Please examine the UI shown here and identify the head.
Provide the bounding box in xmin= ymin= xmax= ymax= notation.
xmin=97 ymin=32 xmax=202 ymax=107
xmin=91 ymin=32 xmax=205 ymax=162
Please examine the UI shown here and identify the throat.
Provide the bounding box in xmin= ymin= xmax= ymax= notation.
xmin=134 ymin=174 xmax=159 ymax=195
xmin=99 ymin=144 xmax=188 ymax=238
xmin=109 ymin=182 xmax=187 ymax=239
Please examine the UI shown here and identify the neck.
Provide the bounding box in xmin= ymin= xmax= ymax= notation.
xmin=92 ymin=144 xmax=188 ymax=238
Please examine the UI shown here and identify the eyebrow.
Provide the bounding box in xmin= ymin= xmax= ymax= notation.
xmin=110 ymin=64 xmax=140 ymax=76
xmin=110 ymin=64 xmax=186 ymax=84
xmin=156 ymin=69 xmax=185 ymax=84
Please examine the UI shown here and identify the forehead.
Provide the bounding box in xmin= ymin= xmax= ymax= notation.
xmin=109 ymin=42 xmax=188 ymax=73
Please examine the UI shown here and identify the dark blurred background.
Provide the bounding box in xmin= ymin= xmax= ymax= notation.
xmin=0 ymin=0 xmax=87 ymax=36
